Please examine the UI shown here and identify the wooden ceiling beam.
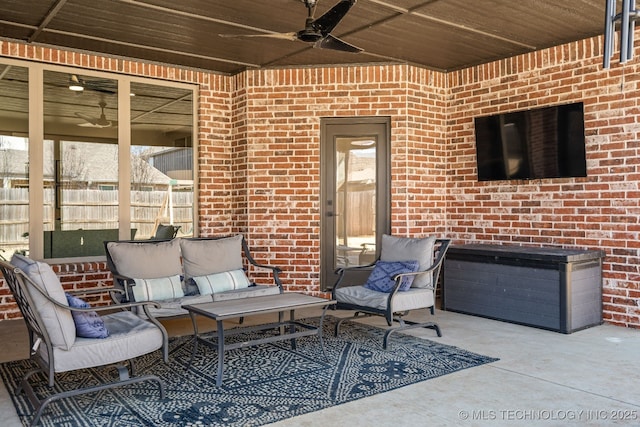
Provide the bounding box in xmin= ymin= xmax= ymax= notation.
xmin=366 ymin=0 xmax=537 ymax=49
xmin=28 ymin=0 xmax=68 ymax=43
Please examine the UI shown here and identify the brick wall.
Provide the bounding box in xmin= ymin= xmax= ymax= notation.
xmin=237 ymin=67 xmax=448 ymax=296
xmin=1 ymin=34 xmax=639 ymax=328
xmin=447 ymin=37 xmax=640 ymax=328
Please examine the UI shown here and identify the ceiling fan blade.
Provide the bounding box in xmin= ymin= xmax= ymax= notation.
xmin=219 ymin=32 xmax=298 ymax=41
xmin=315 ymin=34 xmax=362 ymax=53
xmin=75 ymin=112 xmax=98 ymax=125
xmin=77 ymin=121 xmax=111 ymax=128
xmin=313 ymin=0 xmax=355 ymax=36
xmin=75 ymin=111 xmax=112 ymax=128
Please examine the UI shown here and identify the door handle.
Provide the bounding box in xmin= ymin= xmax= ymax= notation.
xmin=327 ymin=212 xmax=340 ymax=217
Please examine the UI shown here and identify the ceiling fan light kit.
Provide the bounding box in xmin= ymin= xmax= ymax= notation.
xmin=68 ymin=75 xmax=84 ymax=92
xmin=220 ymin=0 xmax=362 ymax=53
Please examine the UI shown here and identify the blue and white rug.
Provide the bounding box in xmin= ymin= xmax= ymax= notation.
xmin=1 ymin=316 xmax=498 ymax=426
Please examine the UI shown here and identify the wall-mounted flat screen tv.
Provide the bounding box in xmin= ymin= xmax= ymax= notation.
xmin=474 ymin=102 xmax=587 ymax=181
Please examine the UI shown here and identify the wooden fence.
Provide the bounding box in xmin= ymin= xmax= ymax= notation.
xmin=0 ymin=188 xmax=193 ymax=256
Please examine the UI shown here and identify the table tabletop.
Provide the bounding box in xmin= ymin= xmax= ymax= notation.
xmin=182 ymin=292 xmax=335 ymax=320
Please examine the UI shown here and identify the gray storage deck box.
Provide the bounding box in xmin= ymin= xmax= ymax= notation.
xmin=443 ymin=244 xmax=604 ymax=333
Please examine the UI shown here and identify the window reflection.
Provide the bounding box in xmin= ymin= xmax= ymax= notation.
xmin=335 ymin=137 xmax=377 ymax=268
xmin=0 ymin=63 xmax=195 ymax=259
xmin=130 ymin=83 xmax=193 ymax=239
xmin=0 ymin=65 xmax=29 ymax=260
xmin=43 ymin=71 xmax=119 ymax=258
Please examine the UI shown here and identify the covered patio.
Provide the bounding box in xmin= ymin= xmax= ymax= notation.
xmin=1 ymin=0 xmax=640 ymax=425
xmin=0 ymin=308 xmax=638 ymax=426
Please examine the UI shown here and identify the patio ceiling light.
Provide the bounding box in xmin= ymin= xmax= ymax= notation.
xmin=68 ymin=74 xmax=84 ymax=92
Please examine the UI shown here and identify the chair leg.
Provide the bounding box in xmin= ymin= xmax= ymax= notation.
xmin=334 ymin=312 xmax=372 ymax=337
xmin=383 ymin=320 xmax=442 ymax=350
xmin=21 ymin=364 xmax=165 ymax=426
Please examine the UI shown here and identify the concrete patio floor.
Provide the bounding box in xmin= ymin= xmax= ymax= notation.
xmin=1 ymin=307 xmax=639 ymax=426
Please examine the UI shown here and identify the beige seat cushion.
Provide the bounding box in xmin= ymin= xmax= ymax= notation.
xmin=335 ymin=285 xmax=434 ymax=313
xmin=41 ymin=310 xmax=164 ymax=373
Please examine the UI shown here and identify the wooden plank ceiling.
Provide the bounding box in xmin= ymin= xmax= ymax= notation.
xmin=0 ymin=0 xmax=609 ymax=75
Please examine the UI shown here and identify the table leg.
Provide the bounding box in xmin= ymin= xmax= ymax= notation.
xmin=278 ymin=311 xmax=284 ymax=335
xmin=289 ymin=309 xmax=297 ymax=349
xmin=216 ymin=319 xmax=225 ymax=387
xmin=187 ymin=311 xmax=199 ymax=368
xmin=318 ymin=304 xmax=330 ymax=360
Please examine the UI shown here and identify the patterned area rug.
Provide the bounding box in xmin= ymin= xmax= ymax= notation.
xmin=0 ymin=316 xmax=498 ymax=426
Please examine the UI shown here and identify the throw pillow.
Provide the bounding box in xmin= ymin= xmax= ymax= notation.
xmin=132 ymin=274 xmax=184 ymax=301
xmin=65 ymin=293 xmax=109 ymax=339
xmin=193 ymin=269 xmax=251 ymax=296
xmin=363 ymin=260 xmax=420 ymax=293
xmin=380 ymin=234 xmax=436 ymax=288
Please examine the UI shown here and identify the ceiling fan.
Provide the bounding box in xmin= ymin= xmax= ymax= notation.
xmin=75 ymin=101 xmax=113 ymax=128
xmin=220 ymin=0 xmax=362 ymax=53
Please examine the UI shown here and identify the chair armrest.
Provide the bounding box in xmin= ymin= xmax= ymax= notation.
xmin=334 ymin=261 xmax=376 ymax=276
xmin=250 ymin=262 xmax=284 ymax=292
xmin=331 ymin=262 xmax=376 ymax=299
xmin=27 ymin=284 xmax=162 ymax=314
xmin=67 ymin=285 xmax=125 ymax=303
xmin=109 ymin=272 xmax=138 ymax=303
xmin=249 ymin=261 xmax=283 ymax=274
xmin=67 ymin=286 xmax=123 ymax=296
xmin=241 ymin=238 xmax=285 ymax=292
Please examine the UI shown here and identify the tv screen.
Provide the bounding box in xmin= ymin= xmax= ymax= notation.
xmin=474 ymin=102 xmax=587 ymax=181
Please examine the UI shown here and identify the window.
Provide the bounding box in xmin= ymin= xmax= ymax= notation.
xmin=0 ymin=65 xmax=29 ymax=261
xmin=130 ymin=82 xmax=194 ymax=240
xmin=0 ymin=62 xmax=196 ymax=260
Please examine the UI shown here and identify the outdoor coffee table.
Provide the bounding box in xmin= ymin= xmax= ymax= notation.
xmin=182 ymin=293 xmax=336 ymax=386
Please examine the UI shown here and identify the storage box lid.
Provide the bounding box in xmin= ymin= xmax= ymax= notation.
xmin=447 ymin=244 xmax=605 ymax=263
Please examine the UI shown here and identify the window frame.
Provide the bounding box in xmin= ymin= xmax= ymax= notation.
xmin=1 ymin=59 xmax=198 ymax=261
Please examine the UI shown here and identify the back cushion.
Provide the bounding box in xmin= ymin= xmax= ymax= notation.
xmin=106 ymin=239 xmax=182 ymax=279
xmin=380 ymin=234 xmax=436 ymax=288
xmin=11 ymin=254 xmax=76 ymax=350
xmin=180 ymin=235 xmax=244 ymax=279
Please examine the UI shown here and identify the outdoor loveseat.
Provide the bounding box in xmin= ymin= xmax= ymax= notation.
xmin=105 ymin=235 xmax=284 ymax=318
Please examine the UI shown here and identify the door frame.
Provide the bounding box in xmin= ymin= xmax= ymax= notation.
xmin=319 ymin=116 xmax=391 ymax=291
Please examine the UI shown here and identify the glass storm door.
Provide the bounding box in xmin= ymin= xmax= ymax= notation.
xmin=320 ymin=117 xmax=390 ymax=290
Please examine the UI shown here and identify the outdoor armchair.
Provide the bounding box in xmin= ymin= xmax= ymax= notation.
xmin=332 ymin=235 xmax=450 ymax=349
xmin=0 ymin=255 xmax=168 ymax=426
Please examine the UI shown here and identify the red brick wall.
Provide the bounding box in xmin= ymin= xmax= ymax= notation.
xmin=1 ymin=35 xmax=639 ymax=329
xmin=236 ymin=67 xmax=448 ymax=295
xmin=447 ymin=37 xmax=640 ymax=328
